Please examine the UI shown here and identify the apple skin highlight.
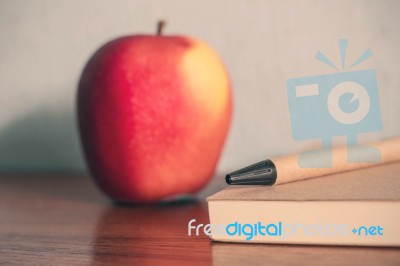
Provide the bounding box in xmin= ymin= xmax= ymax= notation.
xmin=77 ymin=34 xmax=232 ymax=203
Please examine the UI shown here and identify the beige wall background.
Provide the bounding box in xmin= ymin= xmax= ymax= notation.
xmin=0 ymin=0 xmax=399 ymax=176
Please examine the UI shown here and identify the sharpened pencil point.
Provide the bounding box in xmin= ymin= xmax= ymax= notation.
xmin=225 ymin=160 xmax=277 ymax=185
xmin=225 ymin=175 xmax=232 ymax=184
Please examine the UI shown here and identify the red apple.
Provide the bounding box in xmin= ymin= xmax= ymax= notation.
xmin=77 ymin=22 xmax=232 ymax=203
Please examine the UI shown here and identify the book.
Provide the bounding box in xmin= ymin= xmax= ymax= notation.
xmin=207 ymin=162 xmax=400 ymax=246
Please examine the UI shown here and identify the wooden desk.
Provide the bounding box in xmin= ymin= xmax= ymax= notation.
xmin=0 ymin=175 xmax=399 ymax=265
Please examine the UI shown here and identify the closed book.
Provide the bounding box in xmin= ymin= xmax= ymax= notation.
xmin=207 ymin=162 xmax=400 ymax=246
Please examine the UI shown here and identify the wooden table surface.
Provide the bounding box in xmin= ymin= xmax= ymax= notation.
xmin=0 ymin=175 xmax=399 ymax=265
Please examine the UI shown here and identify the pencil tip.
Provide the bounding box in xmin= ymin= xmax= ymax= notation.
xmin=225 ymin=160 xmax=277 ymax=186
xmin=225 ymin=174 xmax=232 ymax=184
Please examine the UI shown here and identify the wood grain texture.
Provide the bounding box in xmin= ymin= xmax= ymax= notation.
xmin=0 ymin=175 xmax=399 ymax=265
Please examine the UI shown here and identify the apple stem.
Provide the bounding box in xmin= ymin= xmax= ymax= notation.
xmin=157 ymin=20 xmax=166 ymax=35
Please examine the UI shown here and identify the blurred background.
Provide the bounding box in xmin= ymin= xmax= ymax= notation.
xmin=0 ymin=0 xmax=399 ymax=180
